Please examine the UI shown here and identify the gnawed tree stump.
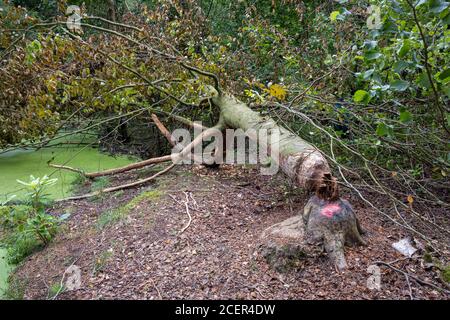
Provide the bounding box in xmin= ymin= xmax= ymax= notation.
xmin=260 ymin=197 xmax=365 ymax=272
xmin=302 ymin=195 xmax=366 ymax=270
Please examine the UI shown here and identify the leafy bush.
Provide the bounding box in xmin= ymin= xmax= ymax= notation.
xmin=0 ymin=176 xmax=67 ymax=264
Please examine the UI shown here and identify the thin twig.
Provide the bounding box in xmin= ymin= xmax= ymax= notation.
xmin=178 ymin=192 xmax=192 ymax=235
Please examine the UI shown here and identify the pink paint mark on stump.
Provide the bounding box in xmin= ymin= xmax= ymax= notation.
xmin=321 ymin=203 xmax=341 ymax=218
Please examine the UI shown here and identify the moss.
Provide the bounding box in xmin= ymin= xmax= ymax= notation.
xmin=442 ymin=265 xmax=450 ymax=283
xmin=2 ymin=276 xmax=26 ymax=300
xmin=127 ymin=189 xmax=163 ymax=209
xmin=113 ymin=190 xmax=124 ymax=198
xmin=423 ymin=251 xmax=433 ymax=263
xmin=90 ymin=177 xmax=111 ymax=192
xmin=96 ymin=189 xmax=163 ymax=230
xmin=48 ymin=282 xmax=64 ymax=299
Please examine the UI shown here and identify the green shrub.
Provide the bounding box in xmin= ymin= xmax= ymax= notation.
xmin=0 ymin=176 xmax=67 ymax=264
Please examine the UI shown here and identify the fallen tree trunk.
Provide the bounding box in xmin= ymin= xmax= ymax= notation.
xmin=212 ymin=93 xmax=332 ymax=195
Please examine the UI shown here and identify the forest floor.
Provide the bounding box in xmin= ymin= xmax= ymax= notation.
xmin=9 ymin=165 xmax=450 ymax=300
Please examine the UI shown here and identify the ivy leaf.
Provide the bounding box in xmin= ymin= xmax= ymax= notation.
xmin=417 ymin=73 xmax=431 ymax=89
xmin=415 ymin=0 xmax=428 ymax=6
xmin=364 ymin=40 xmax=378 ymax=50
xmin=365 ymin=51 xmax=382 ymax=60
xmin=399 ymin=108 xmax=412 ymax=123
xmin=362 ymin=69 xmax=375 ymax=80
xmin=376 ymin=122 xmax=390 ymax=136
xmin=393 ymin=61 xmax=409 ymax=74
xmin=398 ymin=40 xmax=411 ymax=58
xmin=429 ymin=0 xmax=450 ymax=13
xmin=438 ymin=68 xmax=450 ymax=81
xmin=382 ymin=19 xmax=399 ymax=33
xmin=353 ymin=90 xmax=370 ymax=103
xmin=390 ymin=80 xmax=410 ymax=91
xmin=372 ymin=84 xmax=390 ymax=91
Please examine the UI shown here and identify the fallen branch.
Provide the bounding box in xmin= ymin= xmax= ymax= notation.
xmin=57 ymin=164 xmax=175 ymax=202
xmin=50 ymin=118 xmax=218 ymax=179
xmin=48 ymin=164 xmax=85 ymax=175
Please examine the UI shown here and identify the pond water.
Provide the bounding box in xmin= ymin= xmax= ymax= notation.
xmin=0 ymin=139 xmax=137 ymax=298
xmin=0 ymin=141 xmax=137 ymax=201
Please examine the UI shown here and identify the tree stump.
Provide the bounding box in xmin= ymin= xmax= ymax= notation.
xmin=259 ymin=196 xmax=365 ymax=272
xmin=259 ymin=216 xmax=311 ymax=273
xmin=303 ymin=195 xmax=366 ymax=270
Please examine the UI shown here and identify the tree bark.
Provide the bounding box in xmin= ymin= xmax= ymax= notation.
xmin=212 ymin=93 xmax=331 ymax=193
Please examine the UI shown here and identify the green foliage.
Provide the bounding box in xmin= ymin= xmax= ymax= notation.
xmin=2 ymin=277 xmax=26 ymax=300
xmin=353 ymin=90 xmax=371 ymax=104
xmin=350 ymin=0 xmax=449 ymax=135
xmin=48 ymin=282 xmax=64 ymax=299
xmin=16 ymin=175 xmax=57 ymax=212
xmin=0 ymin=176 xmax=65 ymax=264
